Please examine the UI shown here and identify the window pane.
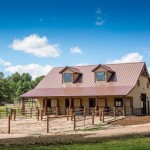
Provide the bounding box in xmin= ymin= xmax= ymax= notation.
xmin=96 ymin=72 xmax=105 ymax=81
xmin=64 ymin=73 xmax=72 ymax=82
xmin=115 ymin=98 xmax=123 ymax=107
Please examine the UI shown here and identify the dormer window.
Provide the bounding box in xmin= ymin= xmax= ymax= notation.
xmin=60 ymin=66 xmax=82 ymax=84
xmin=96 ymin=72 xmax=105 ymax=81
xmin=92 ymin=64 xmax=115 ymax=82
xmin=64 ymin=73 xmax=72 ymax=82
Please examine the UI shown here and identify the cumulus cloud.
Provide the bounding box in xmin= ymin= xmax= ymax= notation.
xmin=107 ymin=52 xmax=143 ymax=64
xmin=10 ymin=34 xmax=61 ymax=57
xmin=74 ymin=63 xmax=88 ymax=66
xmin=0 ymin=58 xmax=11 ymax=66
xmin=4 ymin=64 xmax=53 ymax=79
xmin=95 ymin=8 xmax=105 ymax=26
xmin=70 ymin=46 xmax=82 ymax=54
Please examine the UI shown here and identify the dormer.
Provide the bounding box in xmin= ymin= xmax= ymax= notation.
xmin=59 ymin=66 xmax=82 ymax=83
xmin=92 ymin=64 xmax=115 ymax=82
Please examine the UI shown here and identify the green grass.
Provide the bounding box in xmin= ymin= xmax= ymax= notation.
xmin=0 ymin=136 xmax=150 ymax=150
xmin=77 ymin=124 xmax=107 ymax=131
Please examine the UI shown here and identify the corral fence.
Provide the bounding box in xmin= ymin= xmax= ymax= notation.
xmin=1 ymin=106 xmax=125 ymax=134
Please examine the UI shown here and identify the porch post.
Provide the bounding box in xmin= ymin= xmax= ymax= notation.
xmin=44 ymin=97 xmax=47 ymax=109
xmin=96 ymin=97 xmax=98 ymax=109
xmin=123 ymin=97 xmax=126 ymax=116
xmin=69 ymin=97 xmax=72 ymax=109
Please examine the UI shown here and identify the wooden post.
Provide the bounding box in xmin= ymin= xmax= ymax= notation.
xmin=10 ymin=109 xmax=13 ymax=120
xmin=113 ymin=107 xmax=116 ymax=118
xmin=41 ymin=109 xmax=43 ymax=121
xmin=37 ymin=108 xmax=39 ymax=121
xmin=69 ymin=97 xmax=72 ymax=109
xmin=14 ymin=109 xmax=16 ymax=121
xmin=6 ymin=107 xmax=8 ymax=117
xmin=73 ymin=113 xmax=76 ymax=131
xmin=92 ymin=110 xmax=94 ymax=125
xmin=102 ymin=108 xmax=104 ymax=123
xmin=8 ymin=115 xmax=10 ymax=134
xmin=83 ymin=107 xmax=86 ymax=119
xmin=69 ymin=108 xmax=73 ymax=121
xmin=123 ymin=97 xmax=126 ymax=116
xmin=30 ymin=108 xmax=32 ymax=118
xmin=47 ymin=115 xmax=49 ymax=133
xmin=56 ymin=107 xmax=58 ymax=116
xmin=99 ymin=108 xmax=102 ymax=121
xmin=66 ymin=109 xmax=69 ymax=121
xmin=21 ymin=98 xmax=25 ymax=115
xmin=83 ymin=107 xmax=86 ymax=125
xmin=25 ymin=110 xmax=27 ymax=118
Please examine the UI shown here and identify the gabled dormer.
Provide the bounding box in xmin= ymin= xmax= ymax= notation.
xmin=59 ymin=66 xmax=82 ymax=84
xmin=92 ymin=64 xmax=115 ymax=82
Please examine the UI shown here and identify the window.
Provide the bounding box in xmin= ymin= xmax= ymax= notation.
xmin=115 ymin=98 xmax=123 ymax=107
xmin=96 ymin=72 xmax=105 ymax=81
xmin=64 ymin=73 xmax=72 ymax=82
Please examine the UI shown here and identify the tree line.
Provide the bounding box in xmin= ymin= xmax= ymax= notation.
xmin=0 ymin=72 xmax=44 ymax=105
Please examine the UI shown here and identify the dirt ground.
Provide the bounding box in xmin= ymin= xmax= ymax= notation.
xmin=0 ymin=115 xmax=121 ymax=135
xmin=109 ymin=116 xmax=150 ymax=126
xmin=0 ymin=115 xmax=150 ymax=142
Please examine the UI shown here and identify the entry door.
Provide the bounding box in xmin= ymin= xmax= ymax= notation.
xmin=89 ymin=98 xmax=96 ymax=107
xmin=141 ymin=94 xmax=146 ymax=115
xmin=47 ymin=99 xmax=51 ymax=107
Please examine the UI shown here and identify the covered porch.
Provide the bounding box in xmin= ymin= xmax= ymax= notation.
xmin=24 ymin=96 xmax=133 ymax=116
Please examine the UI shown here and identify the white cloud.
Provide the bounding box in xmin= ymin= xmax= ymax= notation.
xmin=95 ymin=8 xmax=105 ymax=26
xmin=10 ymin=34 xmax=61 ymax=57
xmin=0 ymin=58 xmax=11 ymax=66
xmin=4 ymin=64 xmax=53 ymax=79
xmin=107 ymin=52 xmax=143 ymax=64
xmin=74 ymin=63 xmax=88 ymax=66
xmin=70 ymin=46 xmax=82 ymax=54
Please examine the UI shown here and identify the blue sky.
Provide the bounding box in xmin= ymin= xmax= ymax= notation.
xmin=0 ymin=0 xmax=150 ymax=78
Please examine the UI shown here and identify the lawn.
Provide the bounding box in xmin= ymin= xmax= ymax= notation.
xmin=0 ymin=136 xmax=150 ymax=150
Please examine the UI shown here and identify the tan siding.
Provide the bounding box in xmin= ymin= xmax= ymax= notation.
xmin=36 ymin=98 xmax=43 ymax=107
xmin=51 ymin=99 xmax=57 ymax=107
xmin=98 ymin=99 xmax=105 ymax=107
xmin=74 ymin=99 xmax=80 ymax=107
xmin=127 ymin=75 xmax=150 ymax=115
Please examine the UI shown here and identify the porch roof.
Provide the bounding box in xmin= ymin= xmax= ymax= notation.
xmin=21 ymin=86 xmax=133 ymax=98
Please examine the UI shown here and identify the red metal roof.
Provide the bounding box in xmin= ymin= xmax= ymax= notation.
xmin=21 ymin=62 xmax=146 ymax=97
xmin=59 ymin=66 xmax=82 ymax=74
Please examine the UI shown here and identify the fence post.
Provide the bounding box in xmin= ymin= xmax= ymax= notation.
xmin=73 ymin=113 xmax=76 ymax=131
xmin=92 ymin=110 xmax=94 ymax=125
xmin=37 ymin=108 xmax=39 ymax=121
xmin=84 ymin=107 xmax=86 ymax=119
xmin=14 ymin=109 xmax=16 ymax=121
xmin=99 ymin=108 xmax=102 ymax=121
xmin=83 ymin=108 xmax=86 ymax=126
xmin=41 ymin=109 xmax=43 ymax=121
xmin=66 ymin=109 xmax=69 ymax=121
xmin=26 ymin=110 xmax=28 ymax=119
xmin=6 ymin=107 xmax=8 ymax=117
xmin=47 ymin=115 xmax=49 ymax=133
xmin=30 ymin=108 xmax=32 ymax=118
xmin=113 ymin=107 xmax=116 ymax=118
xmin=56 ymin=107 xmax=58 ymax=116
xmin=8 ymin=115 xmax=10 ymax=134
xmin=102 ymin=108 xmax=104 ymax=123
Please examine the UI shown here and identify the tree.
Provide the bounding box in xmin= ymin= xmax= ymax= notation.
xmin=0 ymin=72 xmax=4 ymax=79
